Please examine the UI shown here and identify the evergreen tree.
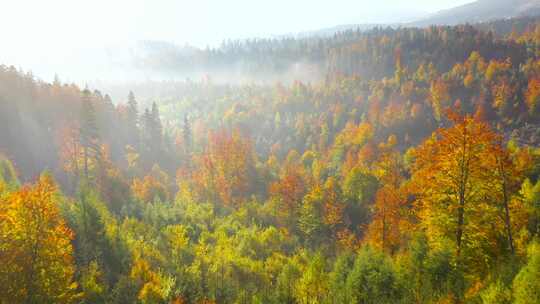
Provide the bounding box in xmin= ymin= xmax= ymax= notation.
xmin=151 ymin=102 xmax=163 ymax=150
xmin=126 ymin=91 xmax=139 ymax=148
xmin=80 ymin=88 xmax=100 ymax=180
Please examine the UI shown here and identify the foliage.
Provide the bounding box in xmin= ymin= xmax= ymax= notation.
xmin=0 ymin=174 xmax=79 ymax=303
xmin=2 ymin=16 xmax=540 ymax=303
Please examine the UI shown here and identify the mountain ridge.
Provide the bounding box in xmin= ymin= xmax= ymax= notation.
xmin=412 ymin=0 xmax=540 ymax=26
xmin=292 ymin=0 xmax=540 ymax=39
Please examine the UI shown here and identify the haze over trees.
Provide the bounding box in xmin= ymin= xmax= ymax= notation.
xmin=3 ymin=12 xmax=540 ymax=304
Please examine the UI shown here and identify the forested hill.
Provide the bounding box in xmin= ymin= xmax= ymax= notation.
xmin=130 ymin=16 xmax=538 ymax=81
xmin=2 ymin=17 xmax=540 ymax=304
xmin=413 ymin=0 xmax=540 ymax=26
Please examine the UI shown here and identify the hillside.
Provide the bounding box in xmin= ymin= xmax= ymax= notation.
xmin=2 ymin=15 xmax=540 ymax=304
xmin=413 ymin=0 xmax=540 ymax=26
xmin=283 ymin=0 xmax=540 ymax=40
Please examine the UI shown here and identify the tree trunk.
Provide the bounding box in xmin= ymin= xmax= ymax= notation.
xmin=499 ymin=159 xmax=515 ymax=254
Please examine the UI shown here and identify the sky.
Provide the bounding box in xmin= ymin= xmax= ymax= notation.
xmin=0 ymin=0 xmax=475 ymax=82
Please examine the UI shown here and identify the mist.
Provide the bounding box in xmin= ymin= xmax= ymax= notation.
xmin=0 ymin=0 xmax=475 ymax=87
xmin=5 ymin=1 xmax=540 ymax=303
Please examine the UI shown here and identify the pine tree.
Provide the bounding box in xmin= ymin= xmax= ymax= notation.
xmin=140 ymin=108 xmax=153 ymax=164
xmin=80 ymin=89 xmax=100 ymax=180
xmin=126 ymin=91 xmax=139 ymax=148
xmin=151 ymin=102 xmax=163 ymax=149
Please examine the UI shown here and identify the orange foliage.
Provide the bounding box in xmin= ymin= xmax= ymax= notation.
xmin=323 ymin=177 xmax=345 ymax=229
xmin=0 ymin=174 xmax=78 ymax=303
xmin=57 ymin=122 xmax=82 ymax=176
xmin=132 ymin=175 xmax=169 ymax=203
xmin=270 ymin=165 xmax=306 ymax=218
xmin=365 ymin=135 xmax=410 ymax=252
xmin=365 ymin=184 xmax=408 ymax=253
xmin=192 ymin=129 xmax=255 ymax=206
xmin=411 ymin=110 xmax=501 ymax=259
xmin=525 ymin=77 xmax=540 ymax=115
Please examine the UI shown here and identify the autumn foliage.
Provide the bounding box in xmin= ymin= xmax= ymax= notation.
xmin=0 ymin=174 xmax=78 ymax=303
xmin=2 ymin=16 xmax=540 ymax=304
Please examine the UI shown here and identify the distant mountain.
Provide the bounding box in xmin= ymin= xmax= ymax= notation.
xmin=276 ymin=9 xmax=428 ymax=39
xmin=290 ymin=0 xmax=540 ymax=39
xmin=412 ymin=0 xmax=540 ymax=26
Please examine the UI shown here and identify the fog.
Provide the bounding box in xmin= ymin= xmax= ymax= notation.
xmin=0 ymin=0 xmax=475 ymax=86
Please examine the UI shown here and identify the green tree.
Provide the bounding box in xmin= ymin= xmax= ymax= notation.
xmin=346 ymin=246 xmax=400 ymax=304
xmin=126 ymin=91 xmax=139 ymax=148
xmin=80 ymin=89 xmax=100 ymax=180
xmin=275 ymin=262 xmax=300 ymax=304
xmin=327 ymin=252 xmax=355 ymax=304
xmin=513 ymin=241 xmax=540 ymax=304
xmin=295 ymin=253 xmax=328 ymax=304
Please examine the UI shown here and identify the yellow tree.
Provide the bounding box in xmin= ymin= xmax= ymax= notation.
xmin=484 ymin=135 xmax=528 ymax=254
xmin=130 ymin=256 xmax=174 ymax=304
xmin=131 ymin=175 xmax=169 ymax=203
xmin=322 ymin=177 xmax=345 ymax=231
xmin=411 ymin=110 xmax=499 ymax=264
xmin=58 ymin=122 xmax=82 ymax=176
xmin=365 ymin=135 xmax=409 ymax=253
xmin=525 ymin=77 xmax=540 ymax=116
xmin=0 ymin=174 xmax=79 ymax=303
xmin=365 ymin=184 xmax=407 ymax=253
xmin=429 ymin=79 xmax=450 ymax=123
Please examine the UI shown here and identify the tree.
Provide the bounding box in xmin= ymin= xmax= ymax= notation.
xmin=328 ymin=252 xmax=355 ymax=304
xmin=485 ymin=135 xmax=524 ymax=254
xmin=270 ymin=165 xmax=306 ymax=227
xmin=192 ymin=129 xmax=255 ymax=206
xmin=399 ymin=233 xmax=465 ymax=303
xmin=366 ymin=136 xmax=409 ymax=253
xmin=58 ymin=122 xmax=83 ymax=183
xmin=346 ymin=246 xmax=400 ymax=304
xmin=525 ymin=77 xmax=540 ymax=117
xmin=0 ymin=155 xmax=19 ymax=191
xmin=151 ymin=102 xmax=163 ymax=150
xmin=130 ymin=256 xmax=175 ymax=304
xmin=429 ymin=79 xmax=450 ymax=123
xmin=132 ymin=175 xmax=169 ymax=203
xmin=298 ymin=186 xmax=326 ymax=246
xmin=365 ymin=184 xmax=407 ymax=253
xmin=79 ymin=261 xmax=107 ymax=304
xmin=322 ymin=177 xmax=345 ymax=231
xmin=294 ymin=253 xmax=328 ymax=304
xmin=0 ymin=174 xmax=79 ymax=303
xmin=80 ymin=89 xmax=101 ymax=180
xmin=183 ymin=114 xmax=192 ymax=160
xmin=411 ymin=111 xmax=499 ymax=264
xmin=126 ymin=91 xmax=139 ymax=148
xmin=520 ymin=178 xmax=540 ymax=237
xmin=513 ymin=242 xmax=540 ymax=304
xmin=342 ymin=166 xmax=378 ymax=229
xmin=275 ymin=262 xmax=300 ymax=304
xmin=140 ymin=103 xmax=164 ymax=166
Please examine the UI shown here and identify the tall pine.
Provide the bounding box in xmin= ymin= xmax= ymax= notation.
xmin=126 ymin=91 xmax=139 ymax=149
xmin=80 ymin=88 xmax=100 ymax=180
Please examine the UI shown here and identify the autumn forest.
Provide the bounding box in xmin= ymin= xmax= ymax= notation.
xmin=2 ymin=13 xmax=540 ymax=304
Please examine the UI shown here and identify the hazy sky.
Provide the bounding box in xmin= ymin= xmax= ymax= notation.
xmin=0 ymin=0 xmax=475 ymax=81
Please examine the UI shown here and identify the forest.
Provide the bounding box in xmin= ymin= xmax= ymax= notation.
xmin=2 ymin=16 xmax=540 ymax=304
